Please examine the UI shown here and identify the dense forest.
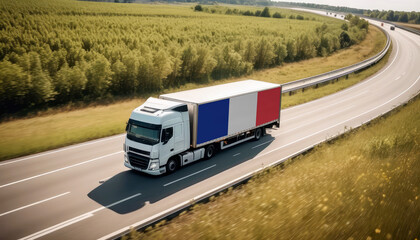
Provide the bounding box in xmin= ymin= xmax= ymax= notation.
xmin=0 ymin=0 xmax=369 ymax=116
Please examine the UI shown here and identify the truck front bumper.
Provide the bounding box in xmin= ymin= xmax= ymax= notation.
xmin=124 ymin=160 xmax=166 ymax=175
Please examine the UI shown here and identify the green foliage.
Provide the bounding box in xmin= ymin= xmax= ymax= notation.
xmin=85 ymin=55 xmax=112 ymax=98
xmin=55 ymin=64 xmax=87 ymax=102
xmin=260 ymin=7 xmax=270 ymax=18
xmin=194 ymin=5 xmax=203 ymax=12
xmin=366 ymin=9 xmax=420 ymax=24
xmin=243 ymin=10 xmax=254 ymax=16
xmin=0 ymin=0 xmax=368 ymax=116
xmin=340 ymin=31 xmax=351 ymax=48
xmin=272 ymin=12 xmax=282 ymax=18
xmin=0 ymin=60 xmax=29 ymax=111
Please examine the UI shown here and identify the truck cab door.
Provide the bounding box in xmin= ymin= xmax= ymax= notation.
xmin=160 ymin=127 xmax=175 ymax=164
xmin=173 ymin=123 xmax=185 ymax=153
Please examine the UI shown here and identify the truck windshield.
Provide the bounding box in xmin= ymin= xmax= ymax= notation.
xmin=126 ymin=119 xmax=161 ymax=145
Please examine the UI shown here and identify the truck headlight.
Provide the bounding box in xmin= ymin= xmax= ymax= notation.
xmin=124 ymin=154 xmax=129 ymax=163
xmin=149 ymin=160 xmax=159 ymax=171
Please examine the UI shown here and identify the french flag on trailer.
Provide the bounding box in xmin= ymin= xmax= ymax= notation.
xmin=197 ymin=86 xmax=281 ymax=145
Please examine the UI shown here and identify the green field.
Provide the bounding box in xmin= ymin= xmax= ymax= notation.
xmin=0 ymin=0 xmax=369 ymax=116
xmin=125 ymin=89 xmax=420 ymax=240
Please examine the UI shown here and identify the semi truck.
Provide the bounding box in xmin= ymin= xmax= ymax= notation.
xmin=123 ymin=80 xmax=282 ymax=175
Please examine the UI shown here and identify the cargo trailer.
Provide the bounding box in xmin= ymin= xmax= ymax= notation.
xmin=124 ymin=80 xmax=282 ymax=175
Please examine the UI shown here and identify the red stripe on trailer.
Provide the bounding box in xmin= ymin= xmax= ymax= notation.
xmin=256 ymin=87 xmax=281 ymax=126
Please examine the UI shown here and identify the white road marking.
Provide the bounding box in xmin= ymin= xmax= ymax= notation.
xmin=0 ymin=151 xmax=123 ymax=189
xmin=283 ymin=91 xmax=367 ymax=123
xmin=0 ymin=192 xmax=70 ymax=217
xmin=277 ymin=106 xmax=353 ymax=137
xmin=0 ymin=134 xmax=124 ymax=167
xmin=19 ymin=193 xmax=141 ymax=240
xmin=395 ymin=76 xmax=401 ymax=81
xmin=164 ymin=165 xmax=216 ymax=187
xmin=233 ymin=153 xmax=241 ymax=157
xmin=252 ymin=140 xmax=274 ymax=149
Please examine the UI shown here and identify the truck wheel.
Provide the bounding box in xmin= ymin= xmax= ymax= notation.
xmin=254 ymin=128 xmax=263 ymax=141
xmin=204 ymin=144 xmax=215 ymax=159
xmin=166 ymin=157 xmax=179 ymax=174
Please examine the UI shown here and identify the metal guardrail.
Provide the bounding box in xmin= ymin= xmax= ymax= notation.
xmin=282 ymin=25 xmax=391 ymax=93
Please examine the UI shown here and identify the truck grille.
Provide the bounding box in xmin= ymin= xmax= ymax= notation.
xmin=129 ymin=147 xmax=150 ymax=156
xmin=128 ymin=152 xmax=150 ymax=170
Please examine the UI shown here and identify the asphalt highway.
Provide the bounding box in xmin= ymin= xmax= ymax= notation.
xmin=0 ymin=19 xmax=419 ymax=240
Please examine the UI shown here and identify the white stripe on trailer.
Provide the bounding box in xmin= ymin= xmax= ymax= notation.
xmin=228 ymin=92 xmax=257 ymax=135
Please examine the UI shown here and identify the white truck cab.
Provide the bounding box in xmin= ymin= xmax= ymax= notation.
xmin=124 ymin=97 xmax=190 ymax=175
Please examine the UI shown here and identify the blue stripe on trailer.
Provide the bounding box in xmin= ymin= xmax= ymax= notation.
xmin=197 ymin=99 xmax=229 ymax=145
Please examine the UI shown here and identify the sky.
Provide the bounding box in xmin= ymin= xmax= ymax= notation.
xmin=273 ymin=0 xmax=420 ymax=12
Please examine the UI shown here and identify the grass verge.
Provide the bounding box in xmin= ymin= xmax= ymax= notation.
xmin=394 ymin=22 xmax=420 ymax=31
xmin=124 ymin=91 xmax=420 ymax=240
xmin=0 ymin=25 xmax=386 ymax=161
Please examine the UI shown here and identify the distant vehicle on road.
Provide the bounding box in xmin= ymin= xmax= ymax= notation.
xmin=123 ymin=80 xmax=282 ymax=175
xmin=381 ymin=23 xmax=384 ymax=27
xmin=390 ymin=25 xmax=395 ymax=30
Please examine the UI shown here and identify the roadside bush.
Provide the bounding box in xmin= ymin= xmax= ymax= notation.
xmin=260 ymin=7 xmax=270 ymax=18
xmin=243 ymin=10 xmax=254 ymax=16
xmin=340 ymin=31 xmax=352 ymax=48
xmin=194 ymin=5 xmax=203 ymax=12
xmin=272 ymin=12 xmax=283 ymax=18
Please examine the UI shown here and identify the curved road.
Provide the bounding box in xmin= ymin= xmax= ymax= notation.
xmin=0 ymin=19 xmax=419 ymax=240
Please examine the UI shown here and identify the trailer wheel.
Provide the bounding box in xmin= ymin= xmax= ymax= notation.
xmin=166 ymin=157 xmax=179 ymax=174
xmin=254 ymin=128 xmax=263 ymax=141
xmin=205 ymin=144 xmax=215 ymax=159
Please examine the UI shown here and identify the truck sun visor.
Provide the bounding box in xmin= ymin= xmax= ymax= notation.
xmin=140 ymin=107 xmax=159 ymax=113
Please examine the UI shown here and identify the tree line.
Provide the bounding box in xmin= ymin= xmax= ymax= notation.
xmin=365 ymin=10 xmax=420 ymax=24
xmin=196 ymin=5 xmax=309 ymax=20
xmin=0 ymin=0 xmax=369 ymax=116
